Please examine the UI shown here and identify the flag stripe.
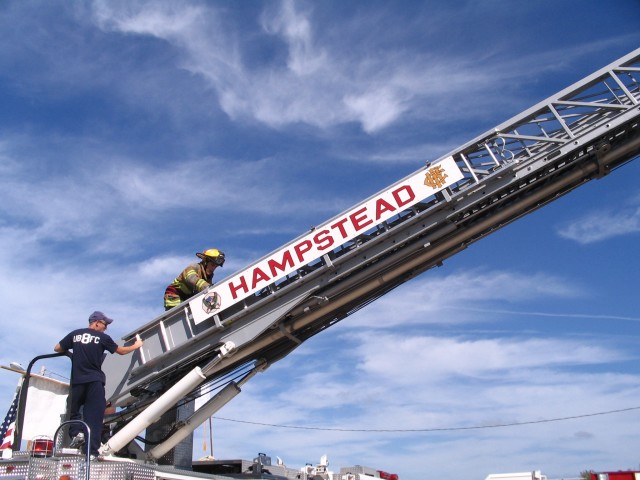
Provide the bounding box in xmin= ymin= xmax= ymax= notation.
xmin=0 ymin=393 xmax=19 ymax=451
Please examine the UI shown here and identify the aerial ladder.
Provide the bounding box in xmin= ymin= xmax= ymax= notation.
xmin=13 ymin=47 xmax=640 ymax=465
xmin=105 ymin=47 xmax=640 ymax=460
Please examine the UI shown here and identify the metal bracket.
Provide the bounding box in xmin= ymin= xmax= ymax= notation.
xmin=279 ymin=322 xmax=302 ymax=344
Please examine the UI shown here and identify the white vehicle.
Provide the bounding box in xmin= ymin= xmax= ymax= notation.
xmin=485 ymin=471 xmax=547 ymax=480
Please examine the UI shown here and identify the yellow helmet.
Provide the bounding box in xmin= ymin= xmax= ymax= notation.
xmin=196 ymin=248 xmax=225 ymax=267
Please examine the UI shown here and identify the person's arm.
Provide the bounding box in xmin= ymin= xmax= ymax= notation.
xmin=54 ymin=333 xmax=71 ymax=353
xmin=184 ymin=266 xmax=210 ymax=293
xmin=115 ymin=337 xmax=143 ymax=355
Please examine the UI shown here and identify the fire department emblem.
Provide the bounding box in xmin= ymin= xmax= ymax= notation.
xmin=202 ymin=291 xmax=222 ymax=314
xmin=423 ymin=165 xmax=448 ymax=190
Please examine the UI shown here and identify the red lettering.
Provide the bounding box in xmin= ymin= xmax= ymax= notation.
xmin=330 ymin=218 xmax=349 ymax=239
xmin=294 ymin=239 xmax=313 ymax=263
xmin=349 ymin=206 xmax=373 ymax=231
xmin=228 ymin=276 xmax=248 ymax=300
xmin=374 ymin=198 xmax=396 ymax=220
xmin=392 ymin=185 xmax=415 ymax=207
xmin=268 ymin=251 xmax=295 ymax=277
xmin=251 ymin=267 xmax=271 ymax=290
xmin=313 ymin=229 xmax=334 ymax=251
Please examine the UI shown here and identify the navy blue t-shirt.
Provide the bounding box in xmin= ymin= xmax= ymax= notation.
xmin=58 ymin=328 xmax=118 ymax=384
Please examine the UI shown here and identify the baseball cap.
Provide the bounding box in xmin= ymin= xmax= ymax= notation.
xmin=88 ymin=311 xmax=113 ymax=325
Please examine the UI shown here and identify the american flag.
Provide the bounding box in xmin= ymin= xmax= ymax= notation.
xmin=0 ymin=393 xmax=19 ymax=451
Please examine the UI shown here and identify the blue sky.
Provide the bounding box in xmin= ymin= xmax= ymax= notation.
xmin=1 ymin=1 xmax=639 ymax=479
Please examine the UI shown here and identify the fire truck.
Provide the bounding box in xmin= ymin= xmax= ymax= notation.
xmin=589 ymin=472 xmax=640 ymax=480
xmin=1 ymin=47 xmax=639 ymax=480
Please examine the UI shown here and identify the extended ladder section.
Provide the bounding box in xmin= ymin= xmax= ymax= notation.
xmin=102 ymin=48 xmax=640 ymax=442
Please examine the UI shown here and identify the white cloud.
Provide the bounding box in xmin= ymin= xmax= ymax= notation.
xmin=344 ymin=86 xmax=409 ymax=134
xmin=91 ymin=0 xmax=205 ymax=39
xmin=558 ymin=203 xmax=640 ymax=244
xmin=201 ymin=327 xmax=640 ymax=480
xmin=351 ymin=333 xmax=618 ymax=385
xmin=261 ymin=0 xmax=327 ymax=76
xmin=344 ymin=268 xmax=583 ymax=328
xmin=84 ymin=0 xmax=542 ymax=134
xmin=0 ymin=131 xmax=340 ymax=259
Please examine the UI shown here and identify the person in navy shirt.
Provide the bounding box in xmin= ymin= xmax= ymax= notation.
xmin=55 ymin=311 xmax=143 ymax=457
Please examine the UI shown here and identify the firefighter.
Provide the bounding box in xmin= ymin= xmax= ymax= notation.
xmin=163 ymin=248 xmax=225 ymax=310
xmin=54 ymin=311 xmax=143 ymax=458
